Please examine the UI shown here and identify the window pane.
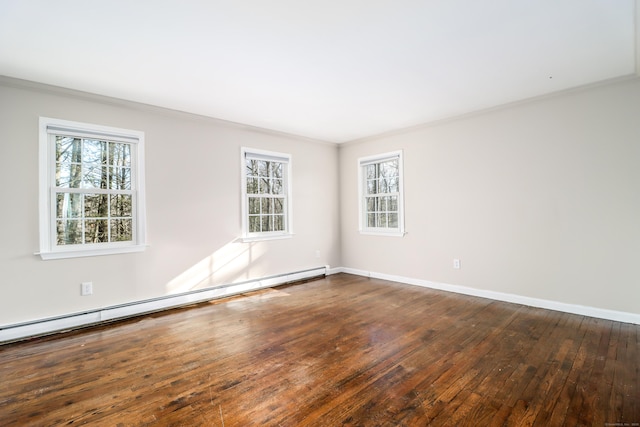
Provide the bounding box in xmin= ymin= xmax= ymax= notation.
xmin=246 ymin=160 xmax=258 ymax=177
xmin=249 ymin=197 xmax=260 ymax=215
xmin=84 ymin=219 xmax=109 ymax=243
xmin=273 ymin=215 xmax=284 ymax=231
xmin=110 ymin=219 xmax=133 ymax=242
xmin=55 ymin=136 xmax=81 ymax=163
xmin=247 ymin=177 xmax=259 ymax=194
xmin=110 ymin=142 xmax=131 ymax=167
xmin=109 ymin=167 xmax=131 ymax=190
xmin=259 ymin=178 xmax=270 ymax=194
xmin=377 ymin=213 xmax=387 ymax=228
xmin=265 ymin=179 xmax=275 ymax=194
xmin=273 ymin=198 xmax=284 ymax=214
xmin=110 ymin=194 xmax=132 ymax=217
xmin=388 ymin=177 xmax=399 ymax=193
xmin=83 ymin=139 xmax=107 ymax=165
xmin=271 ymin=162 xmax=283 ymax=178
xmin=56 ymin=220 xmax=82 ymax=245
xmin=249 ymin=215 xmax=260 ymax=232
xmin=261 ymin=198 xmax=272 ymax=214
xmin=378 ymin=161 xmax=389 ymax=177
xmin=367 ymin=213 xmax=376 ymax=228
xmin=258 ymin=161 xmax=269 ymax=177
xmin=366 ymin=179 xmax=377 ymax=194
xmin=379 ymin=178 xmax=390 ymax=193
xmin=56 ymin=162 xmax=82 ymax=188
xmin=84 ymin=194 xmax=109 ymax=218
xmin=380 ymin=159 xmax=398 ymax=178
xmin=366 ymin=164 xmax=376 ymax=179
xmin=389 ymin=196 xmax=398 ymax=211
xmin=82 ymin=164 xmax=107 ymax=189
xmin=272 ymin=179 xmax=283 ymax=194
xmin=388 ymin=213 xmax=398 ymax=228
xmin=379 ymin=196 xmax=388 ymax=212
xmin=56 ymin=193 xmax=82 ymax=218
xmin=366 ymin=197 xmax=376 ymax=213
xmin=261 ymin=215 xmax=272 ymax=232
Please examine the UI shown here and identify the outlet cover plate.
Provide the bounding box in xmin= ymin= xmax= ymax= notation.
xmin=81 ymin=282 xmax=93 ymax=296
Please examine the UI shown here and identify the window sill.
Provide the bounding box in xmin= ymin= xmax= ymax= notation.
xmin=36 ymin=244 xmax=148 ymax=260
xmin=359 ymin=230 xmax=406 ymax=237
xmin=239 ymin=233 xmax=294 ymax=243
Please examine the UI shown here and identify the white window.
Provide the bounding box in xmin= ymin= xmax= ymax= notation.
xmin=358 ymin=150 xmax=405 ymax=236
xmin=38 ymin=117 xmax=146 ymax=260
xmin=241 ymin=147 xmax=292 ymax=241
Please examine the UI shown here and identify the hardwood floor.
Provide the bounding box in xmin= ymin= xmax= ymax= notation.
xmin=0 ymin=273 xmax=638 ymax=426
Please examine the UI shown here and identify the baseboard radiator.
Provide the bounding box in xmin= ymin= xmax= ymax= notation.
xmin=0 ymin=266 xmax=326 ymax=344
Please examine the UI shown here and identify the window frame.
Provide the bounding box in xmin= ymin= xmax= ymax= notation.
xmin=358 ymin=150 xmax=405 ymax=237
xmin=38 ymin=117 xmax=147 ymax=260
xmin=240 ymin=147 xmax=293 ymax=242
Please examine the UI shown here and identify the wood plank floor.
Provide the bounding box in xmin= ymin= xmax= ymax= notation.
xmin=0 ymin=273 xmax=638 ymax=426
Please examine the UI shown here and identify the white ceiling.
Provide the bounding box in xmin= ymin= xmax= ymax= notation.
xmin=0 ymin=0 xmax=637 ymax=143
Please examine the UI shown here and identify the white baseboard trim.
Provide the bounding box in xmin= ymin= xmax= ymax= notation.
xmin=325 ymin=266 xmax=345 ymax=276
xmin=333 ymin=267 xmax=640 ymax=325
xmin=0 ymin=267 xmax=326 ymax=343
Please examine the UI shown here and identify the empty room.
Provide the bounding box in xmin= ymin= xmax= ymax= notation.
xmin=1 ymin=0 xmax=639 ymax=425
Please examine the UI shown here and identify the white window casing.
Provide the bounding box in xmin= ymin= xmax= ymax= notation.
xmin=358 ymin=150 xmax=405 ymax=237
xmin=38 ymin=117 xmax=147 ymax=260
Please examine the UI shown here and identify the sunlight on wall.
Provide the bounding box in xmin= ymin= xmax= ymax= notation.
xmin=166 ymin=240 xmax=267 ymax=294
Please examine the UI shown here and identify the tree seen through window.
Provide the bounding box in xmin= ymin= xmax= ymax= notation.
xmin=55 ymin=136 xmax=133 ymax=245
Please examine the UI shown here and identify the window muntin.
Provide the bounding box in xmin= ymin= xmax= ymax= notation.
xmin=39 ymin=118 xmax=146 ymax=259
xmin=359 ymin=151 xmax=405 ymax=236
xmin=242 ymin=148 xmax=292 ymax=240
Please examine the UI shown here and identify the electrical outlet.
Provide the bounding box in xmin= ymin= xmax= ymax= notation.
xmin=81 ymin=282 xmax=93 ymax=296
xmin=453 ymin=259 xmax=461 ymax=269
xmin=315 ymin=250 xmax=321 ymax=259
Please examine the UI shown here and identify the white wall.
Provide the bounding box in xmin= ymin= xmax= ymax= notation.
xmin=2 ymin=75 xmax=639 ymax=328
xmin=339 ymin=77 xmax=640 ymax=315
xmin=0 ymin=78 xmax=340 ymax=326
